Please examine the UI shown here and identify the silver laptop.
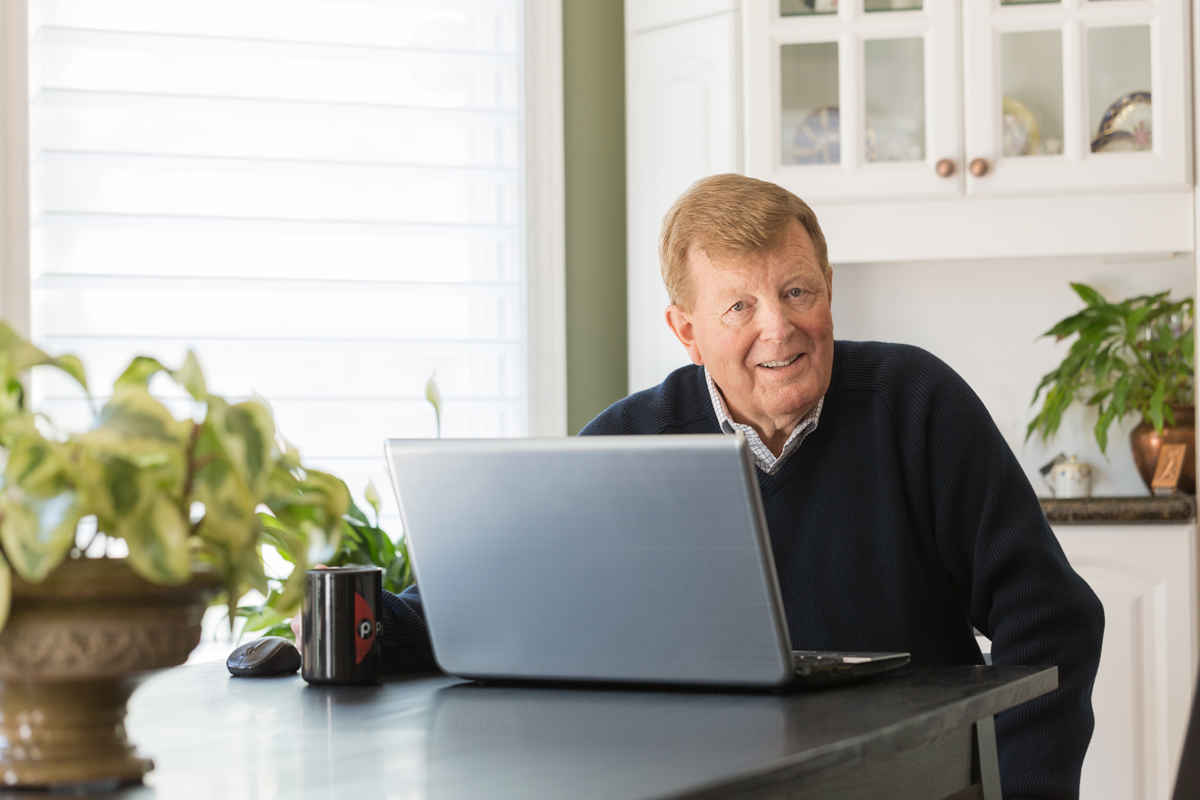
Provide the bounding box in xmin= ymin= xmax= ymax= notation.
xmin=383 ymin=434 xmax=909 ymax=688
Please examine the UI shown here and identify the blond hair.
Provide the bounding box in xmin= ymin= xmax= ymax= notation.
xmin=659 ymin=174 xmax=830 ymax=309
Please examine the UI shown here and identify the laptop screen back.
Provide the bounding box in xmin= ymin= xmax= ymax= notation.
xmin=384 ymin=435 xmax=794 ymax=687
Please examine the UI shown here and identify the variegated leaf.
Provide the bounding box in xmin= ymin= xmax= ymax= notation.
xmin=50 ymin=354 xmax=89 ymax=395
xmin=115 ymin=355 xmax=170 ymax=389
xmin=95 ymin=385 xmax=190 ymax=445
xmin=220 ymin=400 xmax=274 ymax=492
xmin=120 ymin=494 xmax=191 ymax=585
xmin=174 ymin=350 xmax=208 ymax=401
xmin=0 ymin=489 xmax=82 ymax=582
xmin=4 ymin=435 xmax=70 ymax=497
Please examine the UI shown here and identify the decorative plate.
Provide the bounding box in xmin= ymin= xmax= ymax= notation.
xmin=1092 ymin=90 xmax=1151 ymax=152
xmin=1090 ymin=130 xmax=1139 ymax=154
xmin=1002 ymin=96 xmax=1040 ymax=157
xmin=786 ymin=106 xmax=840 ymax=165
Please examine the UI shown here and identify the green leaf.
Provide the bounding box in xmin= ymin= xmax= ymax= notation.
xmin=50 ymin=354 xmax=89 ymax=395
xmin=116 ymin=351 xmax=206 ymax=400
xmin=1126 ymin=304 xmax=1153 ymax=338
xmin=383 ymin=546 xmax=413 ymax=594
xmin=174 ymin=350 xmax=208 ymax=401
xmin=1041 ymin=309 xmax=1091 ymax=341
xmin=1148 ymin=380 xmax=1166 ymax=432
xmin=258 ymin=622 xmax=295 ymax=640
xmin=0 ymin=490 xmax=82 ymax=582
xmin=0 ymin=325 xmax=90 ymax=409
xmin=1112 ymin=375 xmax=1132 ymax=418
xmin=239 ymin=603 xmax=287 ymax=634
xmin=119 ymin=493 xmax=191 ymax=584
xmin=1094 ymin=406 xmax=1116 ymax=454
xmin=0 ymin=549 xmax=10 ymax=633
xmin=344 ymin=497 xmax=371 ymax=527
xmin=345 ymin=522 xmax=395 ymax=568
xmin=272 ymin=557 xmax=308 ymax=613
xmin=257 ymin=512 xmax=304 ymax=565
xmin=1070 ymin=282 xmax=1108 ymax=309
xmin=95 ymin=385 xmax=190 ymax=445
xmin=204 ymin=399 xmax=274 ymax=496
xmin=4 ymin=436 xmax=70 ymax=497
xmin=115 ymin=356 xmax=170 ymax=389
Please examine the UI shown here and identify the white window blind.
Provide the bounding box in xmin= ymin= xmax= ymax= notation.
xmin=24 ymin=0 xmax=536 ymax=532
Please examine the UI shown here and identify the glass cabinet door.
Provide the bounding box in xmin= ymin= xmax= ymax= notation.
xmin=963 ymin=0 xmax=1189 ymax=195
xmin=743 ymin=0 xmax=962 ymax=201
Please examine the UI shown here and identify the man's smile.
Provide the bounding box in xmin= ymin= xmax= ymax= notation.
xmin=756 ymin=353 xmax=804 ymax=370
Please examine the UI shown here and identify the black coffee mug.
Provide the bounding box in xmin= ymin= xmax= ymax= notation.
xmin=301 ymin=566 xmax=383 ymax=685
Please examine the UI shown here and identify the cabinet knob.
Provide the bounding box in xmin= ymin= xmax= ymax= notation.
xmin=969 ymin=158 xmax=990 ymax=177
xmin=935 ymin=158 xmax=956 ymax=178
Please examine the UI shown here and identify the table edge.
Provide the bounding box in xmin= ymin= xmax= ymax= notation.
xmin=670 ymin=665 xmax=1059 ymax=799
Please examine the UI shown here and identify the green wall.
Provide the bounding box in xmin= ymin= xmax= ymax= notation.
xmin=563 ymin=0 xmax=628 ymax=433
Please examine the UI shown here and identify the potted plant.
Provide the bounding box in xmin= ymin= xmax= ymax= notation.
xmin=0 ymin=323 xmax=356 ymax=788
xmin=235 ymin=380 xmax=440 ymax=638
xmin=1027 ymin=283 xmax=1195 ymax=493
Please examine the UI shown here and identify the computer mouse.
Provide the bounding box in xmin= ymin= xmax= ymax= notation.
xmin=226 ymin=636 xmax=301 ymax=677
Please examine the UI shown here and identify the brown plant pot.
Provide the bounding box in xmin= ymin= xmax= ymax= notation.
xmin=0 ymin=558 xmax=219 ymax=789
xmin=1130 ymin=405 xmax=1196 ymax=495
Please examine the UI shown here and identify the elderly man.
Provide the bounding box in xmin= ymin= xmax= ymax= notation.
xmin=378 ymin=174 xmax=1104 ymax=800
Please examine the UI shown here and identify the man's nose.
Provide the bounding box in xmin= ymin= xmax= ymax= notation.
xmin=756 ymin=299 xmax=796 ymax=341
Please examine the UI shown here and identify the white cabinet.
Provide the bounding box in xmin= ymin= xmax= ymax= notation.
xmin=625 ymin=9 xmax=740 ymax=392
xmin=1054 ymin=523 xmax=1199 ymax=800
xmin=745 ymin=1 xmax=1190 ymax=199
xmin=743 ymin=0 xmax=963 ymax=200
xmin=738 ymin=0 xmax=1194 ymax=262
xmin=963 ymin=0 xmax=1190 ymax=196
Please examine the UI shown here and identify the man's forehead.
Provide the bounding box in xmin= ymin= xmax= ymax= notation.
xmin=687 ymin=240 xmax=822 ymax=286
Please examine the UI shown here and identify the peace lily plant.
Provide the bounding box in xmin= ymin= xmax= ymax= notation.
xmin=0 ymin=322 xmax=419 ymax=636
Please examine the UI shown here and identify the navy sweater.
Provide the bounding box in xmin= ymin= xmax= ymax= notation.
xmin=380 ymin=340 xmax=1103 ymax=800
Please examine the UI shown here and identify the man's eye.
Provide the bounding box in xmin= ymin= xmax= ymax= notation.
xmin=729 ymin=301 xmax=745 ymax=313
xmin=787 ymin=287 xmax=808 ymax=298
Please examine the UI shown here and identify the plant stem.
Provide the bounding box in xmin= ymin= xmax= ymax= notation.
xmin=179 ymin=422 xmax=202 ymax=513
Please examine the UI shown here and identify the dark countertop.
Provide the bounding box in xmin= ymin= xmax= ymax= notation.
xmin=1040 ymin=494 xmax=1195 ymax=524
xmin=68 ymin=661 xmax=1055 ymax=799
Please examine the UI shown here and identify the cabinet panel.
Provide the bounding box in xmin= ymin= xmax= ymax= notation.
xmin=963 ymin=0 xmax=1190 ymax=194
xmin=1054 ymin=524 xmax=1198 ymax=800
xmin=743 ymin=0 xmax=962 ymax=201
xmin=625 ymin=14 xmax=740 ymax=392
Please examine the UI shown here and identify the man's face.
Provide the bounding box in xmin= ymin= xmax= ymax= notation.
xmin=665 ymin=219 xmax=834 ymax=438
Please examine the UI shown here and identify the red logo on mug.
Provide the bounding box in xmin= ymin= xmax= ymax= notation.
xmin=354 ymin=591 xmax=377 ymax=664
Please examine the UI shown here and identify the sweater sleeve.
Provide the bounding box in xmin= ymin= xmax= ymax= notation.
xmin=921 ymin=359 xmax=1104 ymax=800
xmin=379 ymin=585 xmax=437 ymax=674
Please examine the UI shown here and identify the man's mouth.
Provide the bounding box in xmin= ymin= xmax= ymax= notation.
xmin=757 ymin=353 xmax=803 ymax=369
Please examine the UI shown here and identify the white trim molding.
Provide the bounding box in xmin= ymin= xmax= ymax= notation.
xmin=1 ymin=0 xmax=30 ymax=337
xmin=524 ymin=0 xmax=567 ymax=436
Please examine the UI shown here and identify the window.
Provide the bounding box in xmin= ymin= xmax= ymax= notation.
xmin=2 ymin=0 xmax=565 ymax=542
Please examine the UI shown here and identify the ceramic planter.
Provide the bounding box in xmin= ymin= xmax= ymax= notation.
xmin=1130 ymin=405 xmax=1196 ymax=494
xmin=0 ymin=558 xmax=219 ymax=789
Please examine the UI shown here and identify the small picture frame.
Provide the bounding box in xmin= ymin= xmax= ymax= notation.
xmin=1151 ymin=443 xmax=1188 ymax=496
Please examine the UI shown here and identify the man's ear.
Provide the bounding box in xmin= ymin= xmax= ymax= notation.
xmin=665 ymin=304 xmax=704 ymax=366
